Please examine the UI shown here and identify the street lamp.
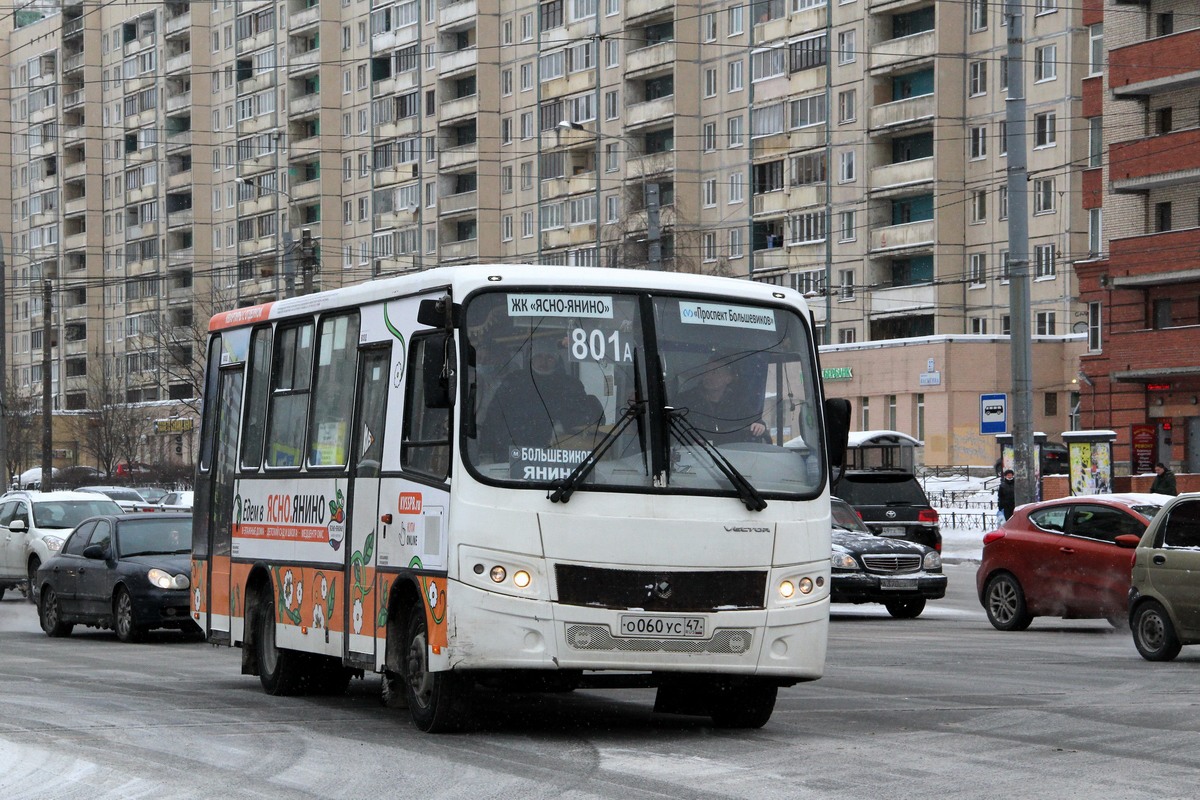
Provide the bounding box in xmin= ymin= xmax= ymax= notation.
xmin=235 ymin=176 xmax=307 ymax=297
xmin=557 ymin=120 xmax=662 ymax=270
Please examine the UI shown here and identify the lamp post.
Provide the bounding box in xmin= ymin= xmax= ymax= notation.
xmin=557 ymin=120 xmax=661 ymax=270
xmin=235 ymin=176 xmax=300 ymax=297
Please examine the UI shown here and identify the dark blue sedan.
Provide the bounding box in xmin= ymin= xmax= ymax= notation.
xmin=35 ymin=513 xmax=201 ymax=642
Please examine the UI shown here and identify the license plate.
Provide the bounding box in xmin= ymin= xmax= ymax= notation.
xmin=880 ymin=526 xmax=906 ymax=537
xmin=879 ymin=577 xmax=918 ymax=590
xmin=618 ymin=615 xmax=706 ymax=639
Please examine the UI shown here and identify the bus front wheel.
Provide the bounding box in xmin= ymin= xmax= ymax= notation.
xmin=256 ymin=588 xmax=305 ymax=696
xmin=709 ymin=681 xmax=778 ymax=729
xmin=403 ymin=605 xmax=470 ymax=732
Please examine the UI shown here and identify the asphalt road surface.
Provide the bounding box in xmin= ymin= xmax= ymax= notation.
xmin=2 ymin=562 xmax=1198 ymax=800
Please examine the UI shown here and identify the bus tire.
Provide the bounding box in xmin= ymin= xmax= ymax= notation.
xmin=381 ymin=669 xmax=408 ymax=709
xmin=403 ymin=604 xmax=470 ymax=732
xmin=256 ymin=588 xmax=305 ymax=696
xmin=710 ymin=681 xmax=777 ymax=729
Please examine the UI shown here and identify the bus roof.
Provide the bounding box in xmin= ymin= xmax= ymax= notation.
xmin=208 ymin=264 xmax=811 ymax=332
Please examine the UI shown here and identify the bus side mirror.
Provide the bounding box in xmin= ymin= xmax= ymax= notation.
xmin=824 ymin=398 xmax=851 ymax=469
xmin=417 ymin=296 xmax=461 ymax=329
xmin=422 ymin=333 xmax=456 ymax=409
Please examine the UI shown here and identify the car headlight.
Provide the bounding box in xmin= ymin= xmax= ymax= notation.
xmin=923 ymin=551 xmax=942 ymax=570
xmin=830 ymin=548 xmax=860 ymax=570
xmin=148 ymin=568 xmax=190 ymax=590
xmin=44 ymin=536 xmax=66 ymax=552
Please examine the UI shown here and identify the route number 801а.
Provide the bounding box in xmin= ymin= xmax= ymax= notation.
xmin=570 ymin=327 xmax=634 ymax=363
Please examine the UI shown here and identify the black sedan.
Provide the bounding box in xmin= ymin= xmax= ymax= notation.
xmin=35 ymin=513 xmax=201 ymax=642
xmin=830 ymin=497 xmax=947 ymax=619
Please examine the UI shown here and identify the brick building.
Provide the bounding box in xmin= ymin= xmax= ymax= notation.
xmin=1075 ymin=0 xmax=1200 ymax=474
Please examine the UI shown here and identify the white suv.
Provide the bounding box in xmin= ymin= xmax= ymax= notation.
xmin=0 ymin=491 xmax=123 ymax=601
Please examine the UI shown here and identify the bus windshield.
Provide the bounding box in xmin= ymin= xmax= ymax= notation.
xmin=462 ymin=290 xmax=824 ymax=499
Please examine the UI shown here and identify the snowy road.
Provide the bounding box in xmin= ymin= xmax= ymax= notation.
xmin=3 ymin=564 xmax=1198 ymax=799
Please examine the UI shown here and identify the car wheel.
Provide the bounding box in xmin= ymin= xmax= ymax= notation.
xmin=114 ymin=588 xmax=144 ymax=643
xmin=26 ymin=557 xmax=41 ymax=604
xmin=1132 ymin=601 xmax=1182 ymax=662
xmin=40 ymin=587 xmax=73 ymax=637
xmin=404 ymin=604 xmax=471 ymax=732
xmin=984 ymin=573 xmax=1033 ymax=632
xmin=255 ymin=587 xmax=306 ymax=695
xmin=885 ymin=598 xmax=926 ymax=619
xmin=710 ymin=681 xmax=778 ymax=729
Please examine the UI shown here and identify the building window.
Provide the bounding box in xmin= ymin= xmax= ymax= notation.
xmin=704 ymin=68 xmax=717 ymax=98
xmin=1034 ymin=112 xmax=1056 ymax=147
xmin=1001 ymin=314 xmax=1011 ymax=335
xmin=838 ymin=328 xmax=856 ymax=344
xmin=998 ymin=120 xmax=1007 ymax=156
xmin=839 ymin=210 xmax=856 ymax=242
xmin=728 ymin=59 xmax=744 ymax=92
xmin=1034 ymin=45 xmax=1057 ymax=82
xmin=703 ymin=178 xmax=717 ymax=207
xmin=1034 ymin=243 xmax=1056 ymax=278
xmin=970 ymin=189 xmax=987 ymax=223
xmin=1088 ymin=118 xmax=1102 ymax=168
xmin=1155 ymin=202 xmax=1172 ymax=232
xmin=838 ymin=150 xmax=855 ymax=183
xmin=837 ymin=29 xmax=856 ymax=64
xmin=1157 ymin=12 xmax=1174 ymax=36
xmin=1152 ymin=298 xmax=1173 ymax=329
xmin=702 ymin=232 xmax=717 ymax=262
xmin=703 ymin=12 xmax=716 ymax=41
xmin=969 ymin=60 xmax=987 ymax=96
xmin=1087 ymin=301 xmax=1101 ymax=352
xmin=839 ymin=268 xmax=855 ymax=300
xmin=970 ymin=125 xmax=987 ymax=159
xmin=969 ymin=253 xmax=987 ymax=285
xmin=1044 ymin=392 xmax=1058 ymax=417
xmin=1036 ymin=0 xmax=1056 ymax=13
xmin=915 ymin=394 xmax=925 ymax=441
xmin=971 ymin=316 xmax=988 ymax=334
xmin=970 ymin=0 xmax=988 ymax=31
xmin=729 ymin=228 xmax=744 ymax=258
xmin=729 ymin=173 xmax=744 ymax=203
xmin=1088 ymin=208 xmax=1103 ymax=256
xmin=838 ymin=89 xmax=856 ymax=123
xmin=727 ymin=115 xmax=744 ymax=147
xmin=728 ymin=5 xmax=744 ymax=35
xmin=998 ymin=186 xmax=1008 ymax=220
xmin=703 ymin=122 xmax=717 ymax=151
xmin=1033 ymin=177 xmax=1055 ymax=214
xmin=860 ymin=396 xmax=869 ymax=430
xmin=1036 ymin=311 xmax=1056 ymax=336
xmin=1156 ymin=107 xmax=1173 ymax=135
xmin=1088 ymin=24 xmax=1104 ymax=75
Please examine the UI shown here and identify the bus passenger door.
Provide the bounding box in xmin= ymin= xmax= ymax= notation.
xmin=206 ymin=368 xmax=243 ymax=638
xmin=346 ymin=348 xmax=389 ymax=665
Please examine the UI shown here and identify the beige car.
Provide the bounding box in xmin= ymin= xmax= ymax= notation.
xmin=1129 ymin=493 xmax=1200 ymax=661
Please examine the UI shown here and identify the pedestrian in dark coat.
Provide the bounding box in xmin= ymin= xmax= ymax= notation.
xmin=997 ymin=469 xmax=1016 ymax=522
xmin=1150 ymin=462 xmax=1178 ymax=496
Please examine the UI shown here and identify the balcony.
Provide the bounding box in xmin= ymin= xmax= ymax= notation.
xmin=439 ymin=0 xmax=477 ymax=28
xmin=439 ymin=48 xmax=477 ymax=76
xmin=441 ymin=190 xmax=478 ymax=215
xmin=63 ymin=52 xmax=84 ymax=73
xmin=752 ymin=190 xmax=790 ymax=217
xmin=288 ymin=4 xmax=320 ymax=30
xmin=1110 ymin=28 xmax=1200 ymax=97
xmin=623 ymin=0 xmax=662 ymax=21
xmin=868 ymin=93 xmax=936 ymax=132
xmin=166 ymin=53 xmax=192 ymax=74
xmin=63 ymin=160 xmax=88 ymax=180
xmin=869 ymin=283 xmax=937 ymax=317
xmin=439 ymin=95 xmax=477 ymax=122
xmin=165 ymin=131 xmax=192 ymax=151
xmin=441 ymin=143 xmax=478 ymax=170
xmin=292 ymin=179 xmax=321 ymax=201
xmin=166 ymin=10 xmax=191 ymax=34
xmin=869 ymin=30 xmax=936 ymax=73
xmin=289 ymin=47 xmax=321 ymax=72
xmin=1109 ymin=227 xmax=1200 ymax=280
xmin=1110 ymin=127 xmax=1200 ymax=192
xmin=63 ymin=90 xmax=84 ymax=109
xmin=63 ymin=17 xmax=84 ymax=37
xmin=168 ymin=209 xmax=195 ymax=228
xmin=289 ymin=92 xmax=321 ymax=116
xmin=626 ymin=42 xmax=675 ymax=77
xmin=870 ymin=219 xmax=935 ymax=252
xmin=441 ymin=239 xmax=478 ymax=262
xmin=167 ymin=91 xmax=192 ymax=112
xmin=869 ymin=157 xmax=935 ymax=192
xmin=627 ymin=97 xmax=674 ymax=128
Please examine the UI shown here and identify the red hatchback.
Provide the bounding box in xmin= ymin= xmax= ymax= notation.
xmin=977 ymin=493 xmax=1168 ymax=631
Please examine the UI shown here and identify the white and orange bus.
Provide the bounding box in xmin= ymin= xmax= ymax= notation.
xmin=191 ymin=265 xmax=850 ymax=731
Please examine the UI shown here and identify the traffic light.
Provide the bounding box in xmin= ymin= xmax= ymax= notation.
xmin=174 ymin=434 xmax=183 ymax=456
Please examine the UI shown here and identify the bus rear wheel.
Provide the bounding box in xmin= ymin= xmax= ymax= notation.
xmin=403 ymin=605 xmax=470 ymax=732
xmin=256 ymin=588 xmax=305 ymax=696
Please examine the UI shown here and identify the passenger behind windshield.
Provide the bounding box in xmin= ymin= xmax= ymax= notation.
xmin=478 ymin=333 xmax=604 ymax=461
xmin=674 ymin=356 xmax=769 ymax=445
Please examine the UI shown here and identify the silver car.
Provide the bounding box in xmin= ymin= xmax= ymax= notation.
xmin=1129 ymin=493 xmax=1200 ymax=661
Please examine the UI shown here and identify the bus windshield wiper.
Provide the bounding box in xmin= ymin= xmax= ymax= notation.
xmin=549 ymin=400 xmax=647 ymax=504
xmin=666 ymin=409 xmax=768 ymax=512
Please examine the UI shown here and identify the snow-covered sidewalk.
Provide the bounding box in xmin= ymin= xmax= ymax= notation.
xmin=923 ymin=473 xmax=998 ymax=563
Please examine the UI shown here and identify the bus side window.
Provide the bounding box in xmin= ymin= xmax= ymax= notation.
xmin=307 ymin=313 xmax=360 ymax=468
xmin=240 ymin=326 xmax=273 ymax=470
xmin=265 ymin=322 xmax=314 ymax=468
xmin=402 ymin=333 xmax=451 ymax=480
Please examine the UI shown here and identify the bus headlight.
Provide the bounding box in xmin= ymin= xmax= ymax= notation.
xmin=513 ymin=570 xmax=531 ymax=588
xmin=489 ymin=566 xmax=507 ymax=583
xmin=461 ymin=546 xmax=545 ymax=600
xmin=778 ymin=580 xmax=795 ymax=599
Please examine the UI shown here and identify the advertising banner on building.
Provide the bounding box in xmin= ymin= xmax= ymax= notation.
xmin=1131 ymin=424 xmax=1157 ymax=474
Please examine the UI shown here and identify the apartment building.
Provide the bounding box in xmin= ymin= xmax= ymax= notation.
xmin=1 ymin=0 xmax=1091 ymax=469
xmin=1076 ymin=0 xmax=1200 ymax=473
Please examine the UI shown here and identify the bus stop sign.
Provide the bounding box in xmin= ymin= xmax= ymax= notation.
xmin=980 ymin=393 xmax=1007 ymax=435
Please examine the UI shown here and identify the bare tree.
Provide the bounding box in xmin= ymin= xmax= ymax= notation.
xmin=2 ymin=387 xmax=40 ymax=485
xmin=66 ymin=364 xmax=156 ymax=477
